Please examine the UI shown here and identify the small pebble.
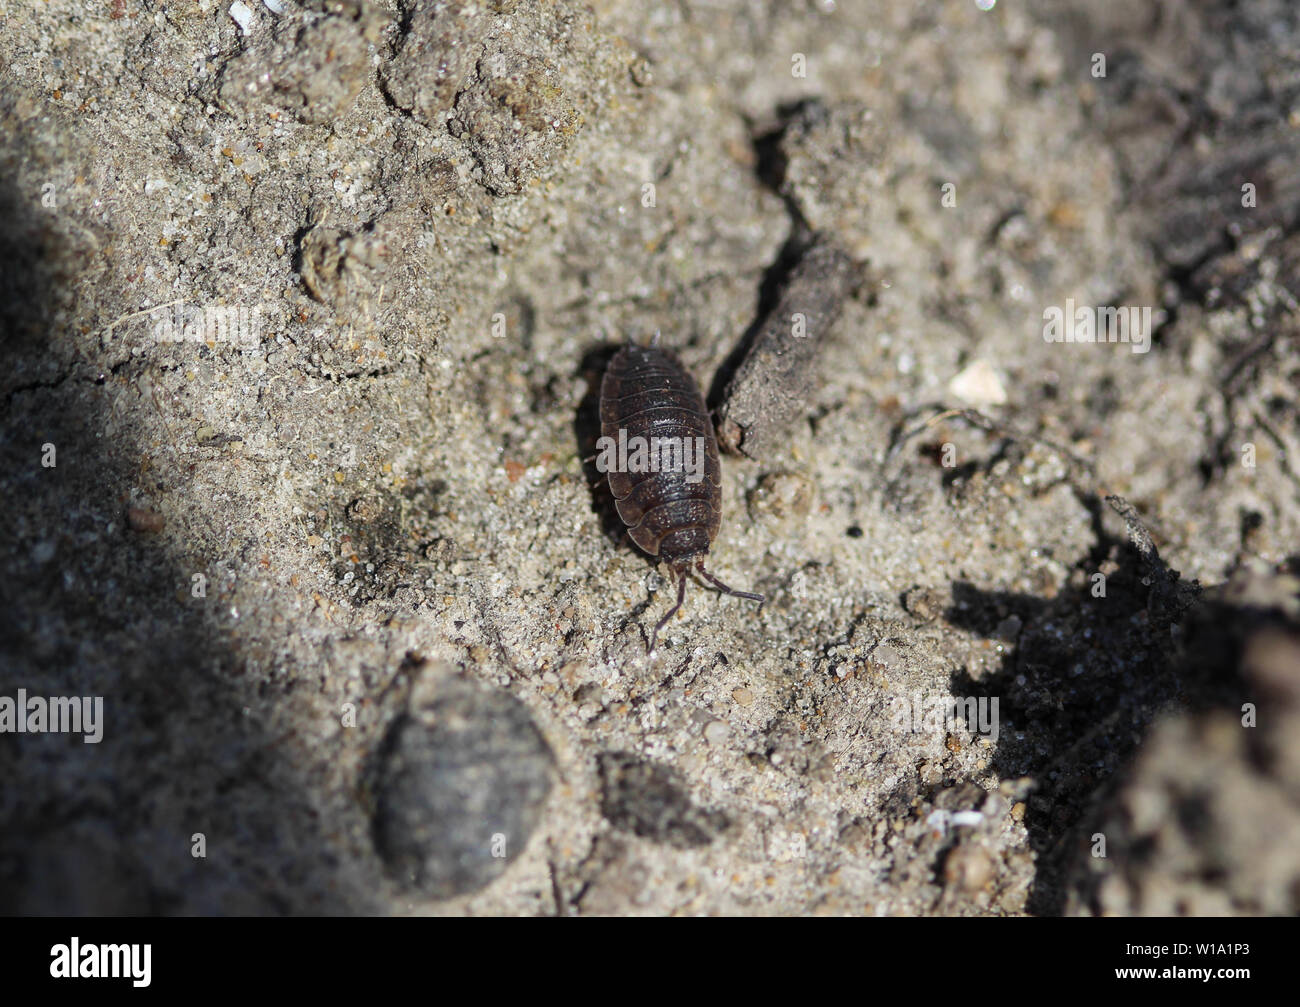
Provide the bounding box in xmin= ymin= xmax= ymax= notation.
xmin=943 ymin=844 xmax=994 ymax=892
xmin=870 ymin=644 xmax=902 ymax=670
xmin=369 ymin=670 xmax=553 ymax=898
xmin=228 ymin=1 xmax=256 ymax=36
xmin=948 ymin=359 xmax=1007 ymax=407
xmin=127 ymin=507 xmax=165 ymax=534
xmin=747 ymin=471 xmax=815 ymax=521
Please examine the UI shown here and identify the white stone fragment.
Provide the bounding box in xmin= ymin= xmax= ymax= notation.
xmin=948 ymin=359 xmax=1008 ymax=406
xmin=229 ymin=1 xmax=256 ymax=35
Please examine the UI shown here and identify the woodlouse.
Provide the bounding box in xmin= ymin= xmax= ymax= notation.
xmin=598 ymin=339 xmax=763 ymax=652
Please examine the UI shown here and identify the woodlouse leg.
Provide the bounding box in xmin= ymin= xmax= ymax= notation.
xmin=695 ymin=560 xmax=764 ymax=607
xmin=649 ymin=565 xmax=688 ymax=654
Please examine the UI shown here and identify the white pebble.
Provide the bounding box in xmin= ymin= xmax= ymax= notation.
xmin=948 ymin=359 xmax=1007 ymax=406
xmin=926 ymin=809 xmax=950 ymax=834
xmin=229 ymin=1 xmax=256 ymax=36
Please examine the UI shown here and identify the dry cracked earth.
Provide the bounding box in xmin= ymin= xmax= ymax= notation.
xmin=1 ymin=0 xmax=1299 ymax=916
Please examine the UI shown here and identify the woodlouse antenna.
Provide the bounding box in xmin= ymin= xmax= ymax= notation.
xmin=649 ymin=565 xmax=689 ymax=654
xmin=695 ymin=560 xmax=764 ymax=606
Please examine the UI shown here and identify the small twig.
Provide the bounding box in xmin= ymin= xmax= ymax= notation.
xmin=93 ymin=299 xmax=185 ymax=342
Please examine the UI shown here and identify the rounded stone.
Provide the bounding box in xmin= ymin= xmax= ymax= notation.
xmin=369 ymin=672 xmax=553 ymax=899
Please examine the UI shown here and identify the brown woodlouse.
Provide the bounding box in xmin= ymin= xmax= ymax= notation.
xmin=598 ymin=339 xmax=763 ymax=652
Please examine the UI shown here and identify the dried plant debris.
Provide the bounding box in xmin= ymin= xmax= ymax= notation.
xmin=716 ymin=235 xmax=857 ymax=461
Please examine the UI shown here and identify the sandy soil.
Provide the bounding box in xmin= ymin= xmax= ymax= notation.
xmin=2 ymin=0 xmax=1298 ymax=915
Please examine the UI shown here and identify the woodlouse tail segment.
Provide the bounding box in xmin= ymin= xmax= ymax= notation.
xmin=695 ymin=560 xmax=765 ymax=608
xmin=648 ymin=565 xmax=689 ymax=655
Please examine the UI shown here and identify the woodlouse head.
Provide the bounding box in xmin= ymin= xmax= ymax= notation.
xmin=657 ymin=528 xmax=712 ymax=564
